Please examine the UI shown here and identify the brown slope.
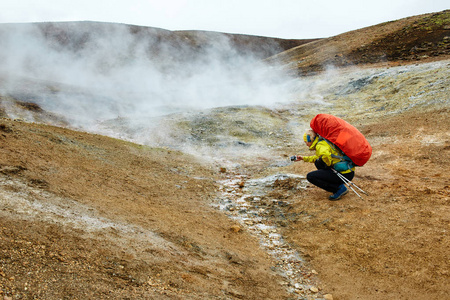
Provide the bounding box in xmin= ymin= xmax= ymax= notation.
xmin=0 ymin=119 xmax=289 ymax=299
xmin=269 ymin=10 xmax=450 ymax=75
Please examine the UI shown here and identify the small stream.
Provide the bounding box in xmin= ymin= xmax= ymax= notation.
xmin=215 ymin=173 xmax=328 ymax=299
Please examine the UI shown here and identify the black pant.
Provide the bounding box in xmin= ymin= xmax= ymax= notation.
xmin=306 ymin=159 xmax=354 ymax=193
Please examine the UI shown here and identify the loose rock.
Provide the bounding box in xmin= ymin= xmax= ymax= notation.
xmin=230 ymin=225 xmax=241 ymax=232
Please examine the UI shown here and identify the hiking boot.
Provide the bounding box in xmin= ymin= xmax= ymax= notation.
xmin=329 ymin=184 xmax=348 ymax=200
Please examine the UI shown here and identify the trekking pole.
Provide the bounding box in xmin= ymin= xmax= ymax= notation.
xmin=337 ymin=172 xmax=369 ymax=196
xmin=331 ymin=169 xmax=367 ymax=200
xmin=332 ymin=169 xmax=369 ymax=195
xmin=341 ymin=177 xmax=364 ymax=200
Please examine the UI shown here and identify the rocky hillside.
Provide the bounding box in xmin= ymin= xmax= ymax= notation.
xmin=0 ymin=10 xmax=449 ymax=300
xmin=269 ymin=10 xmax=450 ymax=75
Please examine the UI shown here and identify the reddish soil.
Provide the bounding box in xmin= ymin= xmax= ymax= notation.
xmin=282 ymin=109 xmax=449 ymax=299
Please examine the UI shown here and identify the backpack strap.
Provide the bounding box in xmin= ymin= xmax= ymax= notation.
xmin=323 ymin=138 xmax=355 ymax=164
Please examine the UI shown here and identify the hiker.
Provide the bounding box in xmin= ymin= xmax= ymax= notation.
xmin=291 ymin=129 xmax=355 ymax=200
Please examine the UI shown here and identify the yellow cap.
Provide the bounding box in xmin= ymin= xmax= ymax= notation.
xmin=303 ymin=129 xmax=315 ymax=143
xmin=303 ymin=132 xmax=310 ymax=142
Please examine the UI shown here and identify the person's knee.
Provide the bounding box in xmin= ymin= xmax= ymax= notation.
xmin=343 ymin=171 xmax=355 ymax=182
xmin=307 ymin=172 xmax=317 ymax=184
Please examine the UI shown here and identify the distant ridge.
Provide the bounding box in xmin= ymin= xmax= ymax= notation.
xmin=0 ymin=21 xmax=318 ymax=60
xmin=269 ymin=10 xmax=450 ymax=75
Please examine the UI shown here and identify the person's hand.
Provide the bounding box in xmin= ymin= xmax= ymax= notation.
xmin=290 ymin=155 xmax=302 ymax=161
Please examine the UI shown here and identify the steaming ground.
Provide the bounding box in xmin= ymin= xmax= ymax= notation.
xmin=97 ymin=59 xmax=450 ymax=165
xmin=2 ymin=21 xmax=447 ymax=155
xmin=0 ymin=21 xmax=301 ymax=167
xmin=1 ymin=55 xmax=448 ymax=167
xmin=0 ymin=22 xmax=298 ymax=131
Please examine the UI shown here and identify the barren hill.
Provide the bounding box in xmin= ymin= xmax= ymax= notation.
xmin=0 ymin=10 xmax=449 ymax=300
xmin=0 ymin=21 xmax=315 ymax=63
xmin=270 ymin=10 xmax=450 ymax=74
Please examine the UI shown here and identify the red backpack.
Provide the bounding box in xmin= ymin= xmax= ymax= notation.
xmin=310 ymin=114 xmax=372 ymax=167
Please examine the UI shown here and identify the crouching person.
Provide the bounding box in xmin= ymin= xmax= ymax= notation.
xmin=292 ymin=129 xmax=354 ymax=200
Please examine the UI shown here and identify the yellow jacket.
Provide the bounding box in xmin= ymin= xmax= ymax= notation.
xmin=302 ymin=138 xmax=355 ymax=174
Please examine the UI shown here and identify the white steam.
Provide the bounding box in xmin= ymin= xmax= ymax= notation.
xmin=0 ymin=22 xmax=298 ymax=132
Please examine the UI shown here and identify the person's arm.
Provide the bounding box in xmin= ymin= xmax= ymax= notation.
xmin=290 ymin=154 xmax=318 ymax=162
xmin=301 ymin=154 xmax=319 ymax=162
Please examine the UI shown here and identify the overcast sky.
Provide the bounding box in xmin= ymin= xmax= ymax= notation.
xmin=1 ymin=0 xmax=448 ymax=39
